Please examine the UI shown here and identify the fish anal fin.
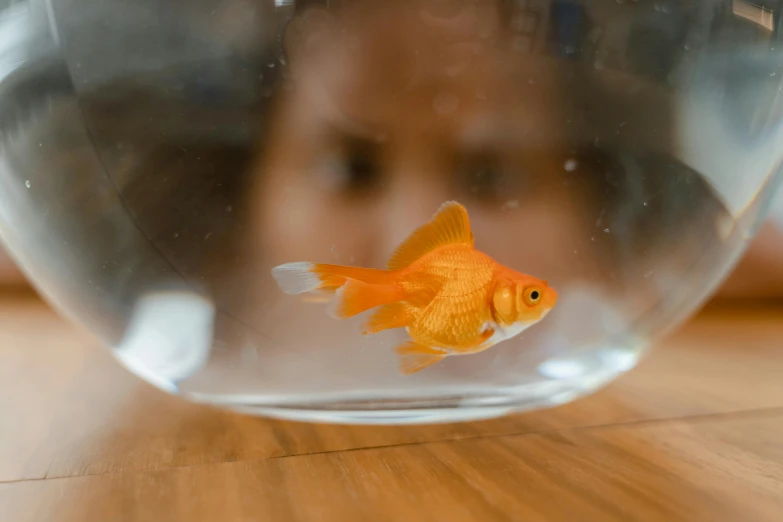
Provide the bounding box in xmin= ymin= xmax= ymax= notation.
xmin=387 ymin=201 xmax=474 ymax=271
xmin=396 ymin=340 xmax=447 ymax=374
xmin=363 ymin=302 xmax=409 ymax=335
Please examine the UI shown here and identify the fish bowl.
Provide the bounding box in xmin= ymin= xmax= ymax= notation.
xmin=0 ymin=0 xmax=781 ymax=424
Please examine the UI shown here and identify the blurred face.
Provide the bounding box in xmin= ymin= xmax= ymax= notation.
xmin=250 ymin=0 xmax=600 ymax=304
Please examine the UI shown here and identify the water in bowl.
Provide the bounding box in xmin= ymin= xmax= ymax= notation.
xmin=0 ymin=0 xmax=780 ymax=423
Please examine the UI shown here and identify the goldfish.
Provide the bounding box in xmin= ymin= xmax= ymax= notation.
xmin=271 ymin=201 xmax=558 ymax=374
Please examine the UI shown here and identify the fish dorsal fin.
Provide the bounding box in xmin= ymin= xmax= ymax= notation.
xmin=387 ymin=201 xmax=474 ymax=271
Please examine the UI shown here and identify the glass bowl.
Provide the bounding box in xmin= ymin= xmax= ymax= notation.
xmin=0 ymin=0 xmax=780 ymax=424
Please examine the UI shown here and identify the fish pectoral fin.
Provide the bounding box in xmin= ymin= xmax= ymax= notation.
xmin=479 ymin=326 xmax=495 ymax=341
xmin=363 ymin=302 xmax=409 ymax=335
xmin=447 ymin=327 xmax=496 ymax=355
xmin=396 ymin=341 xmax=447 ymax=374
xmin=386 ymin=201 xmax=474 ymax=271
xmin=468 ymin=328 xmax=497 ymax=353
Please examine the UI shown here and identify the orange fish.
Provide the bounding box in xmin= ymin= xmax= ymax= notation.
xmin=271 ymin=201 xmax=558 ymax=374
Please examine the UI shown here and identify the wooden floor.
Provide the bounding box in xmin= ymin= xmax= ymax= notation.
xmin=0 ymin=294 xmax=782 ymax=521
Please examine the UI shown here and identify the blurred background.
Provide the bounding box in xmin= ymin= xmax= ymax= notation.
xmin=0 ymin=0 xmax=781 ymax=308
xmin=3 ymin=198 xmax=781 ymax=300
xmin=7 ymin=202 xmax=782 ymax=301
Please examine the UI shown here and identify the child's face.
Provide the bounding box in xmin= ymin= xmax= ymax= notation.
xmin=229 ymin=2 xmax=627 ymax=381
xmin=252 ymin=1 xmax=597 ymax=284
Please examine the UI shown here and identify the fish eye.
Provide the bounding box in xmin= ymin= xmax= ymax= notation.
xmin=523 ymin=287 xmax=542 ymax=306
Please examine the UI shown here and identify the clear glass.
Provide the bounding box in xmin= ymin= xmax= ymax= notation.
xmin=0 ymin=0 xmax=781 ymax=424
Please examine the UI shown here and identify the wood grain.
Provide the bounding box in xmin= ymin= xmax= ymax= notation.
xmin=1 ymin=296 xmax=782 ymax=484
xmin=0 ymin=248 xmax=24 ymax=287
xmin=2 ymin=413 xmax=782 ymax=522
xmin=1 ymin=296 xmax=782 ymax=521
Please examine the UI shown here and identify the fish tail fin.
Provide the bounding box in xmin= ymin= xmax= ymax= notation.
xmin=311 ymin=264 xmax=395 ymax=293
xmin=396 ymin=341 xmax=447 ymax=374
xmin=271 ymin=262 xmax=394 ymax=295
xmin=328 ymin=279 xmax=403 ymax=319
xmin=271 ymin=262 xmax=323 ymax=295
xmin=272 ymin=262 xmax=402 ymax=319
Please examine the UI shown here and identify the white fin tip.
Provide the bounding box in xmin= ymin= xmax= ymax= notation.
xmin=271 ymin=262 xmax=320 ymax=295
